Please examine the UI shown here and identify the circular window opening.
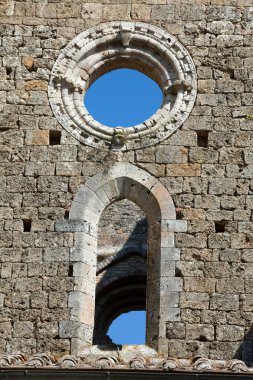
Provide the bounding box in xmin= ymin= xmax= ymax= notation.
xmin=107 ymin=310 xmax=146 ymax=345
xmin=84 ymin=69 xmax=163 ymax=128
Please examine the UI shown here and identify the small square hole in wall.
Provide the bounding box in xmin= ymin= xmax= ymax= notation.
xmin=49 ymin=130 xmax=61 ymax=145
xmin=215 ymin=220 xmax=227 ymax=233
xmin=196 ymin=130 xmax=209 ymax=147
xmin=64 ymin=210 xmax=69 ymax=220
xmin=23 ymin=219 xmax=32 ymax=232
xmin=176 ymin=208 xmax=183 ymax=220
xmin=68 ymin=264 xmax=73 ymax=277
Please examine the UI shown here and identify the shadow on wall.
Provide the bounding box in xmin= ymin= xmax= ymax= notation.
xmin=233 ymin=328 xmax=253 ymax=366
xmin=94 ymin=216 xmax=148 ymax=346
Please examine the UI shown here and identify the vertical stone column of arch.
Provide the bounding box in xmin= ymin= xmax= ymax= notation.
xmin=55 ymin=163 xmax=187 ymax=354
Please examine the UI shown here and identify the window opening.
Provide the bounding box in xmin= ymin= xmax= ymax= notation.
xmin=108 ymin=310 xmax=146 ymax=345
xmin=94 ymin=199 xmax=147 ymax=345
xmin=84 ymin=69 xmax=163 ymax=128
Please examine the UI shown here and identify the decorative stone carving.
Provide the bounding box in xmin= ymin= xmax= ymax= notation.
xmin=27 ymin=354 xmax=55 ymax=368
xmin=193 ymin=358 xmax=213 ymax=371
xmin=48 ymin=22 xmax=197 ymax=151
xmin=111 ymin=128 xmax=127 ymax=150
xmin=129 ymin=357 xmax=145 ymax=370
xmin=0 ymin=354 xmax=25 ymax=367
xmin=95 ymin=356 xmax=118 ymax=369
xmin=162 ymin=359 xmax=177 ymax=371
xmin=120 ymin=22 xmax=134 ymax=47
xmin=0 ymin=350 xmax=252 ymax=374
xmin=228 ymin=359 xmax=248 ymax=372
xmin=167 ymin=80 xmax=193 ymax=95
xmin=58 ymin=355 xmax=78 ymax=368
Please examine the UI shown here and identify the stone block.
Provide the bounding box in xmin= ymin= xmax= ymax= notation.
xmin=216 ymin=325 xmax=244 ymax=342
xmin=49 ymin=292 xmax=68 ymax=309
xmin=0 ymin=207 xmax=13 ymax=219
xmin=216 ymin=278 xmax=244 ymax=293
xmin=176 ymin=261 xmax=204 ymax=277
xmin=156 ymin=146 xmax=188 ymax=164
xmin=166 ymin=164 xmax=201 ymax=177
xmin=165 ymin=308 xmax=181 ymax=322
xmin=181 ymin=309 xmax=201 ymax=324
xmin=15 ymin=278 xmax=42 ymax=292
xmin=56 ymin=162 xmax=82 ymax=176
xmin=163 ymin=220 xmax=187 ymax=233
xmin=216 ymin=79 xmax=244 ymax=93
xmin=210 ymin=293 xmax=239 ymax=311
xmin=208 ymin=234 xmax=230 ymax=249
xmin=151 ymin=5 xmax=174 ymax=21
xmin=176 ymin=233 xmax=207 ymax=248
xmin=103 ymin=4 xmax=131 ymax=20
xmin=189 ymin=147 xmax=218 ymax=164
xmin=195 ymin=195 xmax=220 ymax=209
xmin=37 ymin=177 xmax=68 ymax=193
xmin=175 ymin=4 xmax=205 ymax=21
xmin=180 ymin=292 xmax=209 ymax=309
xmin=187 ymin=220 xmax=213 ymax=234
xmin=13 ymin=322 xmax=34 ymax=338
xmin=209 ymin=178 xmax=237 ymax=195
xmin=220 ymin=248 xmax=241 ymax=262
xmin=43 ymin=248 xmax=69 ymax=262
xmin=166 ymin=322 xmax=185 ymax=339
xmin=26 ymin=130 xmax=49 ymax=145
xmin=31 ymin=291 xmax=48 ymax=309
xmin=48 ymin=146 xmax=77 ymax=162
xmin=186 ymin=324 xmax=214 ymax=341
xmin=59 ymin=320 xmax=86 ymax=340
xmin=209 ymin=341 xmax=241 ymax=360
xmin=184 ymin=278 xmax=216 ymax=293
xmin=201 ymin=310 xmax=227 ymax=325
xmin=55 ymin=220 xmax=93 ymax=234
xmin=160 ymin=277 xmax=183 ymax=293
xmin=167 ymin=131 xmax=197 ymax=146
xmin=25 ymin=162 xmax=55 ymax=176
xmin=81 ymin=3 xmax=103 ymax=20
xmin=181 ymin=248 xmax=218 ymax=262
xmin=0 ymin=323 xmax=12 ymax=339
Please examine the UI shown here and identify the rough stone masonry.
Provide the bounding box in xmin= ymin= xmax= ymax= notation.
xmin=0 ymin=0 xmax=253 ymax=369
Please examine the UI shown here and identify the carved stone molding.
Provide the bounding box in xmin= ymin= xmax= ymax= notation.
xmin=0 ymin=349 xmax=251 ymax=374
xmin=48 ymin=22 xmax=197 ymax=151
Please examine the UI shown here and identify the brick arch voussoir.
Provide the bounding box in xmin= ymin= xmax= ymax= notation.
xmin=69 ymin=163 xmax=176 ymax=223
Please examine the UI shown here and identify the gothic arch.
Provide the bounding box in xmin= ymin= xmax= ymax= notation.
xmin=56 ymin=162 xmax=186 ymax=354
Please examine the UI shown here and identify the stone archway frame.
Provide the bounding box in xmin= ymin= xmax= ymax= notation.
xmin=48 ymin=21 xmax=197 ymax=151
xmin=55 ymin=163 xmax=187 ymax=354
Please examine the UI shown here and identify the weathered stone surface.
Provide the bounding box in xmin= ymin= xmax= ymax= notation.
xmin=0 ymin=0 xmax=252 ymax=364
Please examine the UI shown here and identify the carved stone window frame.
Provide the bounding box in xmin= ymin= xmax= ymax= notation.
xmin=55 ymin=163 xmax=187 ymax=354
xmin=48 ymin=22 xmax=197 ymax=151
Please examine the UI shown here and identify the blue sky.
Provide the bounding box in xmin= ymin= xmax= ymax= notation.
xmin=84 ymin=68 xmax=162 ymax=128
xmin=85 ymin=69 xmax=161 ymax=344
xmin=108 ymin=310 xmax=146 ymax=345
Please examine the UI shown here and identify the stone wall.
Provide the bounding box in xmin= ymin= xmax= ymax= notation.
xmin=0 ymin=0 xmax=253 ymax=364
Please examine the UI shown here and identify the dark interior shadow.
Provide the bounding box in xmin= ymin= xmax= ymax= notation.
xmin=234 ymin=326 xmax=253 ymax=366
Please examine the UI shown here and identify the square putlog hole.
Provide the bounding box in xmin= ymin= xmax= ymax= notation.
xmin=23 ymin=219 xmax=32 ymax=232
xmin=215 ymin=220 xmax=227 ymax=233
xmin=49 ymin=130 xmax=61 ymax=145
xmin=196 ymin=130 xmax=209 ymax=147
